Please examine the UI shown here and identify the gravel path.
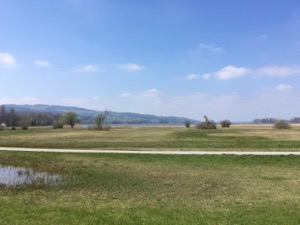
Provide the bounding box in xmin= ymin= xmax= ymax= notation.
xmin=0 ymin=147 xmax=300 ymax=155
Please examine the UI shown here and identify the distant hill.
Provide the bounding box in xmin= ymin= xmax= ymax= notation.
xmin=3 ymin=104 xmax=199 ymax=125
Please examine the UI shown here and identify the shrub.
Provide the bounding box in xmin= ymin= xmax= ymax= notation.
xmin=0 ymin=125 xmax=4 ymax=131
xmin=196 ymin=116 xmax=217 ymax=129
xmin=18 ymin=118 xmax=30 ymax=130
xmin=220 ymin=120 xmax=231 ymax=128
xmin=53 ymin=121 xmax=64 ymax=129
xmin=95 ymin=112 xmax=106 ymax=130
xmin=273 ymin=120 xmax=291 ymax=129
xmin=88 ymin=125 xmax=111 ymax=131
xmin=103 ymin=125 xmax=111 ymax=131
xmin=184 ymin=120 xmax=191 ymax=128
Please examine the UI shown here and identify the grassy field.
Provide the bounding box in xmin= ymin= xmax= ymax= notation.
xmin=1 ymin=124 xmax=300 ymax=151
xmin=0 ymin=151 xmax=299 ymax=224
xmin=1 ymin=126 xmax=300 ymax=224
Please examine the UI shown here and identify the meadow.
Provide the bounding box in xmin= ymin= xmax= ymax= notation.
xmin=0 ymin=124 xmax=300 ymax=151
xmin=0 ymin=125 xmax=300 ymax=224
xmin=0 ymin=151 xmax=299 ymax=224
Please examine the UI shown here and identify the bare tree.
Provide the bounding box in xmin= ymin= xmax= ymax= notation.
xmin=0 ymin=105 xmax=6 ymax=124
xmin=9 ymin=108 xmax=17 ymax=128
xmin=95 ymin=111 xmax=106 ymax=130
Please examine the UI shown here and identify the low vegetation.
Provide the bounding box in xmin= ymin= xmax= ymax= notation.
xmin=1 ymin=125 xmax=300 ymax=150
xmin=0 ymin=152 xmax=299 ymax=224
xmin=220 ymin=119 xmax=231 ymax=128
xmin=184 ymin=120 xmax=191 ymax=128
xmin=52 ymin=121 xmax=64 ymax=129
xmin=18 ymin=117 xmax=30 ymax=130
xmin=273 ymin=120 xmax=291 ymax=129
xmin=196 ymin=115 xmax=217 ymax=129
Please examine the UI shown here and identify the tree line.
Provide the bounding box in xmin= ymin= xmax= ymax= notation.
xmin=0 ymin=105 xmax=109 ymax=130
xmin=253 ymin=117 xmax=300 ymax=124
xmin=0 ymin=105 xmax=61 ymax=127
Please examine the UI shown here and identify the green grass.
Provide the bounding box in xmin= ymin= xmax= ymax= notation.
xmin=0 ymin=151 xmax=299 ymax=224
xmin=1 ymin=125 xmax=300 ymax=150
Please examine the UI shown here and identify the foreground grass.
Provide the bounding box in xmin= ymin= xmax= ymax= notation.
xmin=0 ymin=151 xmax=299 ymax=224
xmin=1 ymin=125 xmax=300 ymax=150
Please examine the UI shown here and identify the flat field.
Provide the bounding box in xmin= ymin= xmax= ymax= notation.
xmin=1 ymin=125 xmax=300 ymax=224
xmin=0 ymin=124 xmax=300 ymax=151
xmin=0 ymin=152 xmax=299 ymax=224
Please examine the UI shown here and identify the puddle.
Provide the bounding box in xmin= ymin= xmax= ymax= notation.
xmin=0 ymin=165 xmax=63 ymax=187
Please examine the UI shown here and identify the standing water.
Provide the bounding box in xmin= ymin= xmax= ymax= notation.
xmin=0 ymin=165 xmax=63 ymax=187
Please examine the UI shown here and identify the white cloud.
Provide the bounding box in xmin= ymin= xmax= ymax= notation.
xmin=202 ymin=73 xmax=211 ymax=80
xmin=198 ymin=43 xmax=225 ymax=54
xmin=214 ymin=66 xmax=250 ymax=80
xmin=73 ymin=64 xmax=99 ymax=73
xmin=256 ymin=66 xmax=300 ymax=77
xmin=185 ymin=73 xmax=201 ymax=80
xmin=275 ymin=84 xmax=293 ymax=91
xmin=0 ymin=97 xmax=39 ymax=105
xmin=141 ymin=89 xmax=160 ymax=98
xmin=119 ymin=63 xmax=145 ymax=71
xmin=185 ymin=73 xmax=211 ymax=80
xmin=0 ymin=52 xmax=17 ymax=67
xmin=121 ymin=89 xmax=160 ymax=99
xmin=120 ymin=92 xmax=132 ymax=97
xmin=34 ymin=60 xmax=50 ymax=67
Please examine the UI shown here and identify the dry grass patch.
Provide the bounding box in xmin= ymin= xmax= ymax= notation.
xmin=1 ymin=125 xmax=300 ymax=150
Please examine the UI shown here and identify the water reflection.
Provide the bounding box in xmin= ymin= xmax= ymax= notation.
xmin=0 ymin=165 xmax=63 ymax=187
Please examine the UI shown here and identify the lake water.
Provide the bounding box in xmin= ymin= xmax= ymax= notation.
xmin=0 ymin=165 xmax=63 ymax=187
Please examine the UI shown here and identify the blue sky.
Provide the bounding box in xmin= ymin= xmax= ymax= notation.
xmin=1 ymin=0 xmax=300 ymax=121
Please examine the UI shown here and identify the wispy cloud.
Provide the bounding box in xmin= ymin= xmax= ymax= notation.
xmin=0 ymin=52 xmax=17 ymax=67
xmin=185 ymin=73 xmax=201 ymax=80
xmin=73 ymin=64 xmax=99 ymax=73
xmin=275 ymin=84 xmax=293 ymax=91
xmin=34 ymin=60 xmax=50 ymax=67
xmin=121 ymin=89 xmax=160 ymax=99
xmin=197 ymin=43 xmax=225 ymax=54
xmin=202 ymin=73 xmax=212 ymax=80
xmin=256 ymin=66 xmax=300 ymax=77
xmin=118 ymin=63 xmax=145 ymax=71
xmin=0 ymin=97 xmax=39 ymax=105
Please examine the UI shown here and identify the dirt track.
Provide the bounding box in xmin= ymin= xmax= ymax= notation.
xmin=1 ymin=147 xmax=300 ymax=155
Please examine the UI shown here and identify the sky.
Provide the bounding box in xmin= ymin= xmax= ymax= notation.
xmin=1 ymin=0 xmax=300 ymax=121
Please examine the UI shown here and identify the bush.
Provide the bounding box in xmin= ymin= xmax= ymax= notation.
xmin=196 ymin=116 xmax=217 ymax=129
xmin=18 ymin=118 xmax=30 ymax=130
xmin=273 ymin=120 xmax=291 ymax=129
xmin=95 ymin=112 xmax=106 ymax=130
xmin=220 ymin=120 xmax=231 ymax=128
xmin=53 ymin=121 xmax=64 ymax=129
xmin=88 ymin=125 xmax=111 ymax=131
xmin=184 ymin=120 xmax=191 ymax=128
xmin=0 ymin=125 xmax=4 ymax=131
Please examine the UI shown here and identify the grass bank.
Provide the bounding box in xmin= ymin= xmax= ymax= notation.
xmin=0 ymin=151 xmax=299 ymax=224
xmin=1 ymin=125 xmax=300 ymax=151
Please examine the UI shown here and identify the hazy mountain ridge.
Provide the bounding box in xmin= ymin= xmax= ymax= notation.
xmin=3 ymin=104 xmax=199 ymax=125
